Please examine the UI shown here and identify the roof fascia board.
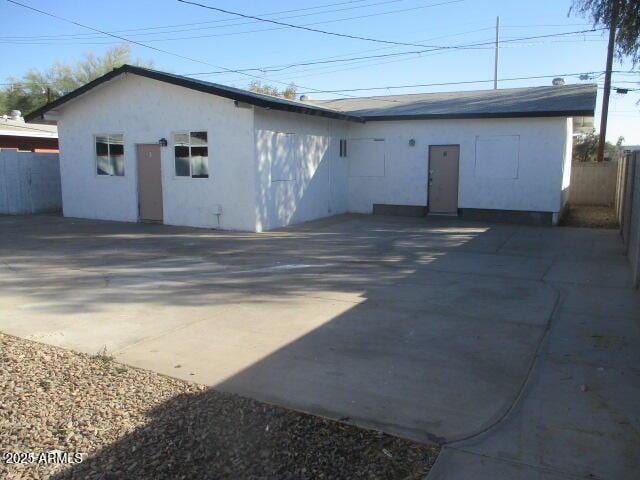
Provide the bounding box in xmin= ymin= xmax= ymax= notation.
xmin=25 ymin=65 xmax=364 ymax=123
xmin=360 ymin=110 xmax=595 ymax=121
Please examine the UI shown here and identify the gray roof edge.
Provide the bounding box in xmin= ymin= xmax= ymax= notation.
xmin=326 ymin=83 xmax=597 ymax=103
xmin=361 ymin=109 xmax=596 ymax=121
xmin=24 ymin=65 xmax=364 ymax=123
xmin=24 ymin=65 xmax=597 ymax=124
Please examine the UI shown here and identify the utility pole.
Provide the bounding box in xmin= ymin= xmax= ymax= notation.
xmin=46 ymin=87 xmax=51 ymax=104
xmin=596 ymin=7 xmax=617 ymax=162
xmin=494 ymin=16 xmax=500 ymax=89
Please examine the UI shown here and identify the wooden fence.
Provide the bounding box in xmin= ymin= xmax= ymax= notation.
xmin=0 ymin=149 xmax=61 ymax=215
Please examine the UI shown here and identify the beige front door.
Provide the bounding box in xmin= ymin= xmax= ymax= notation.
xmin=428 ymin=145 xmax=460 ymax=214
xmin=137 ymin=144 xmax=163 ymax=222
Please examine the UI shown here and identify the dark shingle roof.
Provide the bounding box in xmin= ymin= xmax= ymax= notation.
xmin=307 ymin=84 xmax=597 ymax=120
xmin=25 ymin=65 xmax=596 ymax=124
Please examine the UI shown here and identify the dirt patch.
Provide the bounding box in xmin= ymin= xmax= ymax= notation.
xmin=561 ymin=205 xmax=618 ymax=229
xmin=0 ymin=334 xmax=439 ymax=479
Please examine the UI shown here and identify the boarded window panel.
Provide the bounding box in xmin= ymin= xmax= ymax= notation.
xmin=271 ymin=133 xmax=297 ymax=182
xmin=174 ymin=133 xmax=189 ymax=147
xmin=475 ymin=135 xmax=520 ymax=179
xmin=348 ymin=139 xmax=385 ymax=177
xmin=190 ymin=131 xmax=207 ymax=146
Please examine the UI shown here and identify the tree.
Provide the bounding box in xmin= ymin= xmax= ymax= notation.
xmin=248 ymin=81 xmax=298 ymax=100
xmin=0 ymin=44 xmax=152 ymax=115
xmin=571 ymin=0 xmax=640 ymax=65
xmin=573 ymin=129 xmax=623 ymax=161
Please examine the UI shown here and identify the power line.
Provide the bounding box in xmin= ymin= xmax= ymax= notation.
xmin=4 ymin=0 xmax=384 ymax=102
xmin=3 ymin=0 xmax=467 ymax=46
xmin=180 ymin=28 xmax=606 ymax=79
xmin=296 ymin=71 xmax=606 ymax=94
xmin=1 ymin=0 xmax=407 ymax=41
xmin=185 ymin=28 xmax=608 ymax=85
xmin=176 ymin=0 xmax=467 ymax=49
xmin=245 ymin=41 xmax=611 ymax=87
xmin=2 ymin=0 xmax=628 ymax=106
xmin=188 ymin=26 xmax=497 ymax=74
xmin=0 ymin=14 xmax=596 ymax=42
xmin=0 ymin=0 xmax=375 ymax=39
xmin=0 ymin=26 xmax=494 ymax=90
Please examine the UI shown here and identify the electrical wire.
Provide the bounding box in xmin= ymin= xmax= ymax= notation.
xmin=2 ymin=0 xmax=467 ymax=45
xmin=0 ymin=0 xmax=377 ymax=39
xmin=179 ymin=28 xmax=605 ymax=79
xmin=4 ymin=0 xmax=393 ymax=102
xmin=2 ymin=1 xmax=633 ymax=104
xmin=176 ymin=0 xmax=473 ymax=49
xmin=296 ymin=71 xmax=606 ymax=94
xmin=1 ymin=0 xmax=410 ymax=41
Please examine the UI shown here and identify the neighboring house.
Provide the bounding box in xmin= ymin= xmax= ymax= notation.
xmin=1 ymin=111 xmax=58 ymax=152
xmin=25 ymin=65 xmax=596 ymax=231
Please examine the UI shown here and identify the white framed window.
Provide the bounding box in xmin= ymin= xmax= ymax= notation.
xmin=174 ymin=131 xmax=209 ymax=178
xmin=95 ymin=134 xmax=124 ymax=176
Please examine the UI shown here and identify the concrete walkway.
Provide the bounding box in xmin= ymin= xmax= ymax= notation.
xmin=429 ymin=229 xmax=640 ymax=479
xmin=1 ymin=214 xmax=638 ymax=478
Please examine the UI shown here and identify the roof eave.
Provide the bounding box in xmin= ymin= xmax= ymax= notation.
xmin=25 ymin=65 xmax=364 ymax=124
xmin=360 ymin=110 xmax=596 ymax=121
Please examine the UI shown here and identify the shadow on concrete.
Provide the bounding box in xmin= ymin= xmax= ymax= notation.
xmin=3 ymin=214 xmax=627 ymax=478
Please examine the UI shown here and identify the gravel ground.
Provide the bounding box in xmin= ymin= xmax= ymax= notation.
xmin=561 ymin=205 xmax=618 ymax=229
xmin=0 ymin=334 xmax=439 ymax=479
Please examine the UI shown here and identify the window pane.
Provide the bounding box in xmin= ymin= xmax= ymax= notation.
xmin=96 ymin=136 xmax=110 ymax=175
xmin=96 ymin=136 xmax=109 ymax=156
xmin=97 ymin=155 xmax=112 ymax=175
xmin=175 ymin=146 xmax=190 ymax=176
xmin=190 ymin=131 xmax=207 ymax=146
xmin=110 ymin=142 xmax=125 ymax=176
xmin=174 ymin=133 xmax=189 ymax=146
xmin=191 ymin=146 xmax=209 ymax=178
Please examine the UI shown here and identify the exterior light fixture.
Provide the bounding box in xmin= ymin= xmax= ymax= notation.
xmin=409 ymin=139 xmax=416 ymax=147
xmin=158 ymin=138 xmax=168 ymax=147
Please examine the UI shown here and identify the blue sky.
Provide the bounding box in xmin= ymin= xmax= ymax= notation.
xmin=2 ymin=0 xmax=639 ymax=142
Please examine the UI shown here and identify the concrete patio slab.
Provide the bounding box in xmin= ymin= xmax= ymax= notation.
xmin=429 ymin=228 xmax=640 ymax=479
xmin=1 ymin=214 xmax=639 ymax=479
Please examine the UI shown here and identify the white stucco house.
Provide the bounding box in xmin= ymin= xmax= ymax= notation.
xmin=25 ymin=65 xmax=596 ymax=231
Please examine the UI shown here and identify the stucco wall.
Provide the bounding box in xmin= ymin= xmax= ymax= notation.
xmin=53 ymin=74 xmax=573 ymax=231
xmin=0 ymin=150 xmax=61 ymax=214
xmin=345 ymin=117 xmax=569 ymax=214
xmin=560 ymin=117 xmax=573 ymax=215
xmin=56 ymin=74 xmax=256 ymax=231
xmin=253 ymin=108 xmax=348 ymax=231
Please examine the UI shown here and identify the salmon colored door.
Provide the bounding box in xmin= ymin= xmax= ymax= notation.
xmin=428 ymin=145 xmax=460 ymax=214
xmin=137 ymin=144 xmax=163 ymax=222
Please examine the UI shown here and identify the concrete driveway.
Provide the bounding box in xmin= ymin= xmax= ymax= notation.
xmin=1 ymin=214 xmax=638 ymax=478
